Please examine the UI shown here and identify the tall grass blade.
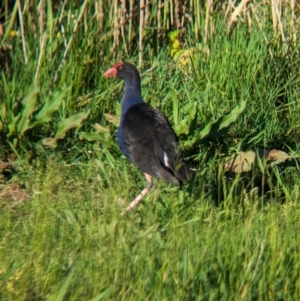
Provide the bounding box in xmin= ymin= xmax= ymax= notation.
xmin=89 ymin=287 xmax=114 ymax=301
xmin=0 ymin=1 xmax=18 ymax=45
xmin=46 ymin=0 xmax=54 ymax=41
xmin=46 ymin=267 xmax=75 ymax=301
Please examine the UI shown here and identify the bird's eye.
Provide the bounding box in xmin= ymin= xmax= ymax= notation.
xmin=119 ymin=66 xmax=123 ymax=70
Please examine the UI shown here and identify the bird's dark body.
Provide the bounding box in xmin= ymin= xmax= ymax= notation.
xmin=118 ymin=102 xmax=189 ymax=184
xmin=103 ymin=62 xmax=189 ymax=211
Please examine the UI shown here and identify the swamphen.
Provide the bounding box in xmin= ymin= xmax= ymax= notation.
xmin=103 ymin=62 xmax=189 ymax=211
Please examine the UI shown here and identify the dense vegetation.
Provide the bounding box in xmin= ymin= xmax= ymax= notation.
xmin=0 ymin=1 xmax=300 ymax=300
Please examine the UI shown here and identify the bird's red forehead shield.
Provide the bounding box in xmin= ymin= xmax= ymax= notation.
xmin=103 ymin=62 xmax=123 ymax=77
xmin=103 ymin=67 xmax=117 ymax=77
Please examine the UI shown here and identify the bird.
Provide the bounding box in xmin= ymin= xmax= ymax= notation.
xmin=103 ymin=62 xmax=190 ymax=211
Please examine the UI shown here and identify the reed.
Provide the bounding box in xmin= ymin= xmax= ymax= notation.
xmin=1 ymin=1 xmax=299 ymax=67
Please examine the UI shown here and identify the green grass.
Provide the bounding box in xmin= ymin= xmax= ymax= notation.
xmin=1 ymin=2 xmax=300 ymax=301
xmin=1 ymin=157 xmax=300 ymax=300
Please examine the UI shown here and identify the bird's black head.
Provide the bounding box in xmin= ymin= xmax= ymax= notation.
xmin=104 ymin=62 xmax=141 ymax=91
xmin=103 ymin=62 xmax=140 ymax=81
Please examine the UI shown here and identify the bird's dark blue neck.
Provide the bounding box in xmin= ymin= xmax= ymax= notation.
xmin=121 ymin=84 xmax=144 ymax=118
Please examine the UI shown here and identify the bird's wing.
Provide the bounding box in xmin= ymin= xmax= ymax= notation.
xmin=122 ymin=103 xmax=189 ymax=182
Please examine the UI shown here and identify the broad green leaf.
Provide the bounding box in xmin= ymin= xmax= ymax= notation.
xmin=7 ymin=114 xmax=21 ymax=138
xmin=16 ymin=85 xmax=39 ymax=136
xmin=168 ymin=29 xmax=180 ymax=42
xmin=175 ymin=103 xmax=197 ymax=136
xmin=199 ymin=100 xmax=247 ymax=140
xmin=42 ymin=137 xmax=58 ymax=148
xmin=168 ymin=30 xmax=181 ymax=57
xmin=92 ymin=123 xmax=110 ymax=133
xmin=79 ymin=132 xmax=103 ymax=142
xmin=0 ymin=102 xmax=6 ymax=124
xmin=0 ymin=73 xmax=9 ymax=121
xmin=29 ymin=87 xmax=70 ymax=129
xmin=217 ymin=100 xmax=247 ymax=130
xmin=42 ymin=110 xmax=90 ymax=148
xmin=55 ymin=110 xmax=90 ymax=140
xmin=185 ymin=100 xmax=247 ymax=149
xmin=104 ymin=113 xmax=120 ymax=127
xmin=1 ymin=72 xmax=17 ymax=121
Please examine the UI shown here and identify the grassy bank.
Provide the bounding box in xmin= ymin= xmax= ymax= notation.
xmin=1 ymin=1 xmax=300 ymax=300
xmin=1 ymin=157 xmax=300 ymax=300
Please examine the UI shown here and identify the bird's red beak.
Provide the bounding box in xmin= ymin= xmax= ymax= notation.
xmin=103 ymin=62 xmax=124 ymax=77
xmin=103 ymin=66 xmax=117 ymax=77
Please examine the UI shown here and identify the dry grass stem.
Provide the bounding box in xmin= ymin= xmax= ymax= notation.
xmin=128 ymin=0 xmax=134 ymax=43
xmin=37 ymin=0 xmax=45 ymax=36
xmin=113 ymin=0 xmax=120 ymax=52
xmin=52 ymin=0 xmax=88 ymax=87
xmin=250 ymin=4 xmax=267 ymax=42
xmin=17 ymin=0 xmax=28 ymax=64
xmin=157 ymin=0 xmax=162 ymax=40
xmin=120 ymin=0 xmax=128 ymax=54
xmin=34 ymin=32 xmax=47 ymax=82
xmin=228 ymin=0 xmax=251 ymax=33
xmin=271 ymin=0 xmax=278 ymax=34
xmin=204 ymin=0 xmax=213 ymax=44
xmin=170 ymin=0 xmax=174 ymax=27
xmin=139 ymin=0 xmax=145 ymax=67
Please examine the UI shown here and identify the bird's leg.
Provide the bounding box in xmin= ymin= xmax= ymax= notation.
xmin=125 ymin=173 xmax=152 ymax=211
